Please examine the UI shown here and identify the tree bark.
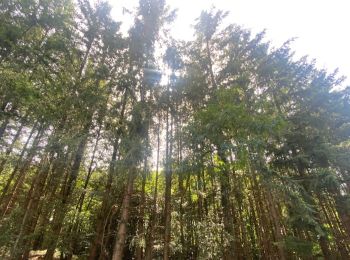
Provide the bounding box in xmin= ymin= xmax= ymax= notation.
xmin=0 ymin=120 xmax=25 ymax=174
xmin=88 ymin=143 xmax=118 ymax=260
xmin=0 ymin=116 xmax=9 ymax=141
xmin=88 ymin=92 xmax=128 ymax=260
xmin=163 ymin=106 xmax=173 ymax=260
xmin=0 ymin=123 xmax=43 ymax=217
xmin=66 ymin=126 xmax=101 ymax=260
xmin=44 ymin=123 xmax=90 ymax=260
xmin=135 ymin=160 xmax=147 ymax=260
xmin=205 ymin=38 xmax=217 ymax=90
xmin=111 ymin=168 xmax=136 ymax=260
xmin=217 ymin=149 xmax=235 ymax=260
xmin=11 ymin=154 xmax=52 ymax=259
xmin=144 ymin=119 xmax=160 ymax=260
xmin=0 ymin=122 xmax=37 ymax=206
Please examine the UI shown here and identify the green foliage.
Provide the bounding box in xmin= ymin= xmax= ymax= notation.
xmin=0 ymin=1 xmax=349 ymax=259
xmin=282 ymin=236 xmax=315 ymax=256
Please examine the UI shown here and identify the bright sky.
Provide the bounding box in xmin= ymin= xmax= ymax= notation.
xmin=109 ymin=0 xmax=350 ymax=86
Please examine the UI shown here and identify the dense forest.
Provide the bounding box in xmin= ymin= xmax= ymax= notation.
xmin=0 ymin=0 xmax=350 ymax=259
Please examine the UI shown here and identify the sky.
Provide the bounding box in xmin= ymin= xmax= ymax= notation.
xmin=109 ymin=0 xmax=350 ymax=86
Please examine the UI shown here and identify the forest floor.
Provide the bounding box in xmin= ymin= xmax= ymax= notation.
xmin=28 ymin=250 xmax=78 ymax=259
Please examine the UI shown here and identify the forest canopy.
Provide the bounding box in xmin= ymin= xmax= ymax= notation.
xmin=0 ymin=0 xmax=350 ymax=259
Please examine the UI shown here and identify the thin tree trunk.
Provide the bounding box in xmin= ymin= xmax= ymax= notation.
xmin=0 ymin=122 xmax=37 ymax=206
xmin=66 ymin=126 xmax=101 ymax=260
xmin=89 ymin=92 xmax=128 ymax=260
xmin=266 ymin=190 xmax=286 ymax=260
xmin=197 ymin=169 xmax=203 ymax=220
xmin=205 ymin=38 xmax=217 ymax=90
xmin=163 ymin=106 xmax=173 ymax=260
xmin=88 ymin=143 xmax=119 ymax=260
xmin=217 ymin=149 xmax=234 ymax=260
xmin=144 ymin=119 xmax=160 ymax=260
xmin=135 ymin=159 xmax=147 ymax=260
xmin=0 ymin=116 xmax=9 ymax=140
xmin=296 ymin=162 xmax=333 ymax=259
xmin=1 ymin=126 xmax=44 ymax=217
xmin=0 ymin=120 xmax=25 ymax=174
xmin=319 ymin=195 xmax=349 ymax=258
xmin=11 ymin=154 xmax=52 ymax=259
xmin=44 ymin=123 xmax=90 ymax=260
xmin=31 ymin=147 xmax=70 ymax=252
xmin=111 ymin=168 xmax=136 ymax=260
xmin=334 ymin=192 xmax=350 ymax=237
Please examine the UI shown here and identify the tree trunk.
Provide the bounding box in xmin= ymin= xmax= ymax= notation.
xmin=144 ymin=119 xmax=160 ymax=260
xmin=11 ymin=154 xmax=52 ymax=259
xmin=31 ymin=148 xmax=69 ymax=252
xmin=0 ymin=116 xmax=9 ymax=140
xmin=111 ymin=168 xmax=136 ymax=260
xmin=88 ymin=145 xmax=118 ymax=260
xmin=0 ymin=122 xmax=37 ymax=207
xmin=266 ymin=190 xmax=286 ymax=260
xmin=0 ymin=123 xmax=43 ymax=217
xmin=135 ymin=160 xmax=147 ymax=260
xmin=217 ymin=149 xmax=235 ymax=260
xmin=44 ymin=124 xmax=90 ymax=260
xmin=89 ymin=92 xmax=128 ymax=260
xmin=67 ymin=126 xmax=101 ymax=260
xmin=205 ymin=38 xmax=217 ymax=90
xmin=0 ymin=120 xmax=25 ymax=174
xmin=163 ymin=106 xmax=173 ymax=260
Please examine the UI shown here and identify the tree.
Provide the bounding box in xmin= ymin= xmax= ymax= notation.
xmin=0 ymin=1 xmax=349 ymax=259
